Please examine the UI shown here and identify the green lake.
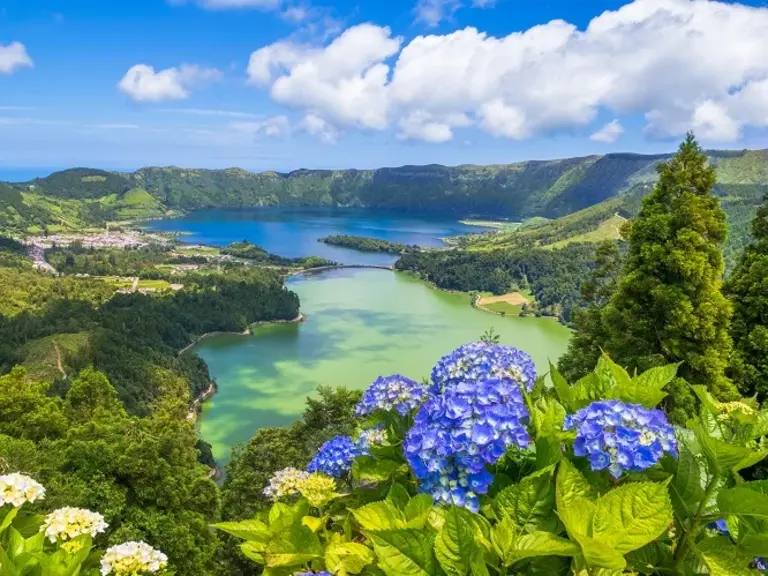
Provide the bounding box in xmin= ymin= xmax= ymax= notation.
xmin=195 ymin=268 xmax=572 ymax=461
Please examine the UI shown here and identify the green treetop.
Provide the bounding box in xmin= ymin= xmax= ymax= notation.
xmin=602 ymin=133 xmax=739 ymax=413
xmin=726 ymin=195 xmax=768 ymax=399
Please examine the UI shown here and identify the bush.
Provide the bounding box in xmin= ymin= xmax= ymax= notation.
xmin=214 ymin=341 xmax=768 ymax=576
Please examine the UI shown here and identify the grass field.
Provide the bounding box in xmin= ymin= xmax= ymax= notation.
xmin=546 ymin=214 xmax=627 ymax=249
xmin=176 ymin=245 xmax=220 ymax=256
xmin=476 ymin=289 xmax=534 ymax=316
xmin=99 ymin=277 xmax=173 ymax=291
xmin=21 ymin=332 xmax=90 ymax=381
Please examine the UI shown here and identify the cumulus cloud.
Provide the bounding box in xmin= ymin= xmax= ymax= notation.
xmin=247 ymin=24 xmax=402 ymax=129
xmin=590 ymin=119 xmax=624 ymax=143
xmin=246 ymin=0 xmax=768 ymax=143
xmin=118 ymin=64 xmax=222 ymax=102
xmin=0 ymin=42 xmax=33 ymax=74
xmin=300 ymin=114 xmax=339 ymax=143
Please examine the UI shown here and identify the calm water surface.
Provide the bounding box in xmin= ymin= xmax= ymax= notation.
xmin=196 ymin=269 xmax=572 ymax=461
xmin=147 ymin=207 xmax=491 ymax=265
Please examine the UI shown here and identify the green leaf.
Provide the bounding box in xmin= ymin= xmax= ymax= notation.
xmin=370 ymin=529 xmax=439 ymax=576
xmin=632 ymin=363 xmax=680 ymax=393
xmin=494 ymin=467 xmax=556 ymax=533
xmin=240 ymin=543 xmax=265 ymax=565
xmin=0 ymin=508 xmax=19 ymax=533
xmin=490 ymin=516 xmax=517 ymax=564
xmin=668 ymin=444 xmax=703 ymax=519
xmin=740 ymin=534 xmax=768 ymax=556
xmin=351 ymin=501 xmax=406 ymax=531
xmin=624 ymin=542 xmax=675 ymax=575
xmin=264 ymin=522 xmax=322 ymax=568
xmin=597 ymin=353 xmax=631 ymax=389
xmin=353 ymin=456 xmax=399 ymax=483
xmin=577 ymin=536 xmax=627 ymax=570
xmin=387 ymin=483 xmax=411 ymax=511
xmin=691 ymin=420 xmax=768 ymax=472
xmin=570 ymin=372 xmax=610 ymax=409
xmin=434 ymin=506 xmax=489 ymax=576
xmin=326 ymin=542 xmax=375 ymax=575
xmin=549 ymin=362 xmax=573 ymax=408
xmin=718 ymin=486 xmax=768 ymax=519
xmin=505 ymin=532 xmax=580 ymax=565
xmin=405 ymin=495 xmax=434 ymax=529
xmin=592 ymin=482 xmax=673 ymax=554
xmin=555 ymin=460 xmax=595 ymax=538
xmin=695 ymin=536 xmax=756 ymax=576
xmin=211 ymin=519 xmax=271 ymax=543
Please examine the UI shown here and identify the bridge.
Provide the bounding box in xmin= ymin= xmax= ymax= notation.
xmin=287 ymin=264 xmax=394 ymax=277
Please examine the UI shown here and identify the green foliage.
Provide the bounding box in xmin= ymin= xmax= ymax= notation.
xmin=217 ymin=355 xmax=768 ymax=576
xmin=726 ymin=195 xmax=768 ymax=399
xmin=396 ymin=243 xmax=597 ymax=322
xmin=318 ymin=235 xmax=418 ymax=254
xmin=221 ymin=241 xmax=335 ymax=269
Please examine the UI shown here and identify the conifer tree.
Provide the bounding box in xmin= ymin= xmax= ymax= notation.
xmin=602 ymin=133 xmax=739 ymax=409
xmin=726 ymin=195 xmax=768 ymax=398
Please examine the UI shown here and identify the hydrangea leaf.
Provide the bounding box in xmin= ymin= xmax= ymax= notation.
xmin=570 ymin=373 xmax=610 ymax=409
xmin=611 ymin=364 xmax=679 ymax=408
xmin=624 ymin=541 xmax=675 ymax=575
xmin=240 ymin=543 xmax=265 ymax=565
xmin=387 ymin=482 xmax=411 ymax=511
xmin=352 ymin=456 xmax=399 ymax=483
xmin=405 ymin=495 xmax=435 ymax=529
xmin=740 ymin=534 xmax=768 ymax=557
xmin=370 ymin=529 xmax=439 ymax=576
xmin=592 ymin=482 xmax=673 ymax=554
xmin=301 ymin=516 xmax=325 ymax=533
xmin=494 ymin=466 xmax=556 ymax=533
xmin=549 ymin=362 xmax=574 ymax=409
xmin=434 ymin=506 xmax=490 ymax=576
xmin=264 ymin=522 xmax=322 ymax=568
xmin=576 ymin=536 xmax=627 ymax=570
xmin=505 ymin=532 xmax=580 ymax=565
xmin=695 ymin=536 xmax=756 ymax=576
xmin=351 ymin=501 xmax=406 ymax=531
xmin=211 ymin=519 xmax=271 ymax=543
xmin=668 ymin=444 xmax=703 ymax=519
xmin=718 ymin=486 xmax=768 ymax=519
xmin=691 ymin=421 xmax=768 ymax=472
xmin=631 ymin=363 xmax=680 ymax=393
xmin=555 ymin=460 xmax=595 ymax=539
xmin=491 ymin=516 xmax=517 ymax=563
xmin=596 ymin=353 xmax=631 ymax=390
xmin=325 ymin=541 xmax=375 ymax=575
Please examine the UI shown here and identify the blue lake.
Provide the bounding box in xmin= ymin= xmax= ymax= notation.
xmin=145 ymin=208 xmax=490 ymax=265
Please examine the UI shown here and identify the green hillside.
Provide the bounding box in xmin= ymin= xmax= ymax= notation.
xmin=3 ymin=149 xmax=768 ymax=248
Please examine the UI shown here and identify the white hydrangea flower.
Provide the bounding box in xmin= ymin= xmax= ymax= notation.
xmin=0 ymin=473 xmax=45 ymax=507
xmin=100 ymin=541 xmax=168 ymax=576
xmin=263 ymin=467 xmax=309 ymax=500
xmin=356 ymin=427 xmax=388 ymax=449
xmin=42 ymin=507 xmax=108 ymax=543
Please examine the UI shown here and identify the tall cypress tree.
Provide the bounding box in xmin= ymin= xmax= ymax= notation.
xmin=726 ymin=196 xmax=768 ymax=398
xmin=602 ymin=133 xmax=739 ymax=409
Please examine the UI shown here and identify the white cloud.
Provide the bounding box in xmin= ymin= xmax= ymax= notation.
xmin=247 ymin=24 xmax=402 ymax=129
xmin=118 ymin=64 xmax=222 ymax=102
xmin=230 ymin=115 xmax=291 ymax=138
xmin=246 ymin=0 xmax=768 ymax=143
xmin=590 ymin=119 xmax=624 ymax=143
xmin=161 ymin=107 xmax=263 ymax=119
xmin=472 ymin=0 xmax=496 ymax=7
xmin=0 ymin=42 xmax=33 ymax=74
xmin=415 ymin=0 xmax=461 ymax=27
xmin=300 ymin=114 xmax=339 ymax=143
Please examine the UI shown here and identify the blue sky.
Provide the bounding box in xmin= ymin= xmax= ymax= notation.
xmin=2 ymin=0 xmax=768 ymax=177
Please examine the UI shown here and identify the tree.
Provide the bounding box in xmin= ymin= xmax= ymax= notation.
xmin=602 ymin=133 xmax=739 ymax=418
xmin=557 ymin=240 xmax=623 ymax=382
xmin=726 ymin=195 xmax=768 ymax=398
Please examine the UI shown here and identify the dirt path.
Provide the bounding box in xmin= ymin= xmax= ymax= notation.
xmin=53 ymin=343 xmax=66 ymax=379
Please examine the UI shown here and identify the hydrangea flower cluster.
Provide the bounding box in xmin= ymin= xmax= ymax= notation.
xmin=564 ymin=400 xmax=678 ymax=478
xmin=430 ymin=342 xmax=537 ymax=394
xmin=42 ymin=507 xmax=108 ymax=543
xmin=355 ymin=375 xmax=427 ymax=417
xmin=404 ymin=377 xmax=531 ymax=512
xmin=0 ymin=473 xmax=46 ymax=507
xmin=263 ymin=468 xmax=310 ymax=500
xmin=298 ymin=474 xmax=337 ymax=507
xmin=100 ymin=541 xmax=168 ymax=576
xmin=355 ymin=426 xmax=388 ymax=450
xmin=307 ymin=435 xmax=364 ymax=477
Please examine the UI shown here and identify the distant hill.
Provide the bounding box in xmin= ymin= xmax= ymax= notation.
xmin=2 ymin=149 xmax=767 ymax=258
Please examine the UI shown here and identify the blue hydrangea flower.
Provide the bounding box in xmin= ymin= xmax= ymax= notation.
xmin=755 ymin=558 xmax=768 ymax=572
xmin=355 ymin=375 xmax=427 ymax=417
xmin=563 ymin=400 xmax=678 ymax=478
xmin=307 ymin=435 xmax=364 ymax=477
xmin=430 ymin=342 xmax=537 ymax=394
xmin=404 ymin=377 xmax=531 ymax=512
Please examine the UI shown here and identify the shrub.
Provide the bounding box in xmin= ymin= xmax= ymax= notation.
xmin=215 ymin=341 xmax=768 ymax=576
